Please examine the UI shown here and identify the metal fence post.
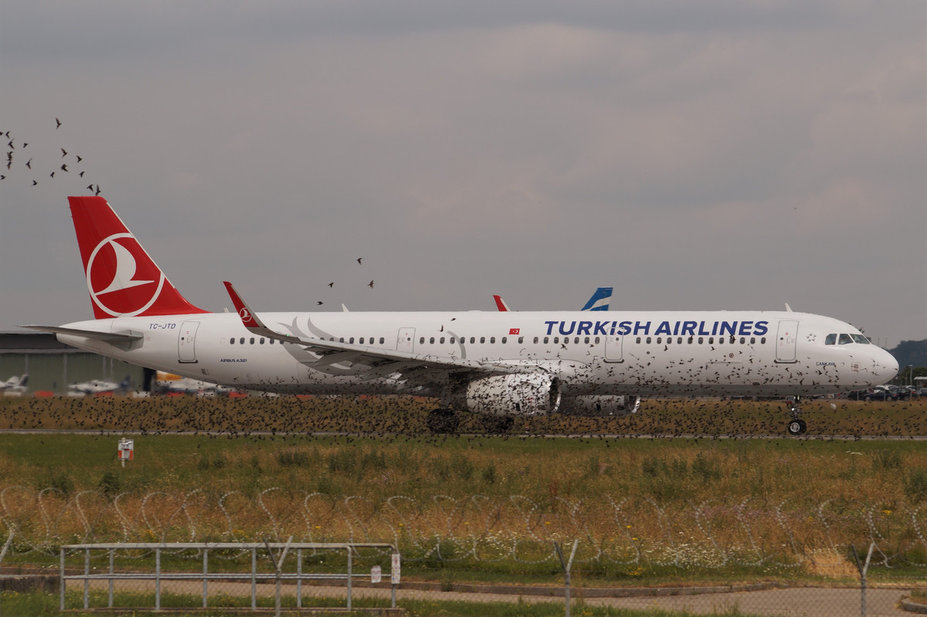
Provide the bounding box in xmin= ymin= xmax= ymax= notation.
xmin=59 ymin=546 xmax=65 ymax=612
xmin=202 ymin=548 xmax=208 ymax=608
xmin=555 ymin=540 xmax=578 ymax=617
xmin=83 ymin=547 xmax=89 ymax=610
xmin=107 ymin=548 xmax=114 ymax=608
xmin=297 ymin=548 xmax=303 ymax=609
xmin=155 ymin=547 xmax=161 ymax=611
xmin=251 ymin=547 xmax=257 ymax=610
xmin=851 ymin=543 xmax=875 ymax=617
xmin=346 ymin=546 xmax=352 ymax=611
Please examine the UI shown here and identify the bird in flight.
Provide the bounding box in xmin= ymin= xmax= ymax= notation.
xmin=356 ymin=257 xmax=363 ymax=265
xmin=55 ymin=117 xmax=62 ymax=129
xmin=368 ymin=280 xmax=375 ymax=288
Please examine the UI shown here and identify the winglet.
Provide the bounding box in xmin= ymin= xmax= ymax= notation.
xmin=493 ymin=295 xmax=510 ymax=312
xmin=223 ymin=281 xmax=266 ymax=331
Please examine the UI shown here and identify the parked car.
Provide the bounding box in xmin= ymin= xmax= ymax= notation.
xmin=847 ymin=386 xmax=896 ymax=401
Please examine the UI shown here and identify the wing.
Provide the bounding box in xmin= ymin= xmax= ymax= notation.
xmin=223 ymin=282 xmax=519 ymax=387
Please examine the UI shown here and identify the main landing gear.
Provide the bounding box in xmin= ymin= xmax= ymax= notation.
xmin=426 ymin=408 xmax=460 ymax=434
xmin=425 ymin=409 xmax=515 ymax=435
xmin=786 ymin=396 xmax=807 ymax=436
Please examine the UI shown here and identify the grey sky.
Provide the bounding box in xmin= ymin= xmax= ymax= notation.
xmin=1 ymin=1 xmax=924 ymax=348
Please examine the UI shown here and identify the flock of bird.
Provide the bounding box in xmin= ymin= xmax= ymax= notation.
xmin=1 ymin=395 xmax=925 ymax=439
xmin=314 ymin=257 xmax=374 ymax=307
xmin=2 ymin=119 xmax=378 ymax=306
xmin=1 ymin=118 xmax=103 ymax=194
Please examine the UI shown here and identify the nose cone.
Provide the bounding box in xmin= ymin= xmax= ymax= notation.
xmin=872 ymin=347 xmax=899 ymax=385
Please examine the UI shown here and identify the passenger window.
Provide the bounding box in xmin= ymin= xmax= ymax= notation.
xmin=359 ymin=337 xmax=365 ymax=344
xmin=688 ymin=337 xmax=694 ymax=344
xmin=750 ymin=337 xmax=755 ymax=344
xmin=490 ymin=337 xmax=496 ymax=344
xmin=839 ymin=333 xmax=853 ymax=345
xmin=229 ymin=338 xmax=235 ymax=344
xmin=239 ymin=337 xmax=245 ymax=344
xmin=429 ymin=337 xmax=435 ymax=344
xmin=259 ymin=338 xmax=265 ymax=344
xmin=594 ymin=337 xmax=600 ymax=344
xmin=440 ymin=337 xmax=445 ymax=344
xmin=470 ymin=337 xmax=476 ymax=344
xmin=249 ymin=337 xmax=255 ymax=345
xmin=480 ymin=337 xmax=486 ymax=344
xmin=419 ymin=337 xmax=425 ymax=344
xmin=554 ymin=337 xmax=559 ymax=344
xmin=761 ymin=337 xmax=766 ymax=344
xmin=543 ymin=337 xmax=549 ymax=344
xmin=646 ymin=337 xmax=652 ymax=344
xmin=584 ymin=337 xmax=590 ymax=344
xmin=380 ymin=337 xmax=385 ymax=344
xmin=519 ymin=336 xmax=524 ymax=344
xmin=501 ymin=337 xmax=507 ymax=344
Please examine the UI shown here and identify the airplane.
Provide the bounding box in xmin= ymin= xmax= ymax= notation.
xmin=67 ymin=376 xmax=131 ymax=397
xmin=155 ymin=371 xmax=231 ymax=396
xmin=25 ymin=196 xmax=899 ymax=435
xmin=0 ymin=374 xmax=28 ymax=396
xmin=494 ymin=287 xmax=613 ymax=312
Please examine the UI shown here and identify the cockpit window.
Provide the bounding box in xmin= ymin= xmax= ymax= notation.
xmin=851 ymin=334 xmax=870 ymax=344
xmin=838 ymin=333 xmax=854 ymax=345
xmin=825 ymin=334 xmax=837 ymax=345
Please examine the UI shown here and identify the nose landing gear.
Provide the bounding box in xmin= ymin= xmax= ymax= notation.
xmin=786 ymin=397 xmax=807 ymax=435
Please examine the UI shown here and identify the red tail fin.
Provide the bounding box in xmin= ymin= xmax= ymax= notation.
xmin=68 ymin=196 xmax=208 ymax=318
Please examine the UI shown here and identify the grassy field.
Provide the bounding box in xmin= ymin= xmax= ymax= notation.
xmin=0 ymin=396 xmax=924 ymax=594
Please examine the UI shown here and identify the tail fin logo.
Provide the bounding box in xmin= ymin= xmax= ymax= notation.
xmin=86 ymin=233 xmax=166 ymax=317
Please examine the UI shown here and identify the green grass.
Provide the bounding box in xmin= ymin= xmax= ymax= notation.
xmin=0 ymin=397 xmax=925 ymax=589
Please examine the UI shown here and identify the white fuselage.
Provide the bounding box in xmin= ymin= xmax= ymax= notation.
xmin=56 ymin=309 xmax=899 ymax=401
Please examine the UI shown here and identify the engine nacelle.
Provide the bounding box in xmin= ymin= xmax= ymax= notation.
xmin=464 ymin=373 xmax=562 ymax=416
xmin=559 ymin=395 xmax=641 ymax=417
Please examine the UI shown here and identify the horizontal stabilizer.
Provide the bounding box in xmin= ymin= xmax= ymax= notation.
xmin=22 ymin=325 xmax=143 ymax=345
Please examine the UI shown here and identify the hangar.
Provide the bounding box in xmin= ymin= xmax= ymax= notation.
xmin=0 ymin=331 xmax=148 ymax=394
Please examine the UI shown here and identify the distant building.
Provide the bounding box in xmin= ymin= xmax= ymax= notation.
xmin=0 ymin=331 xmax=148 ymax=394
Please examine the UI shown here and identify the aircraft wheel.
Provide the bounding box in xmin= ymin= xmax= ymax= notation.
xmin=787 ymin=418 xmax=807 ymax=436
xmin=426 ymin=408 xmax=460 ymax=434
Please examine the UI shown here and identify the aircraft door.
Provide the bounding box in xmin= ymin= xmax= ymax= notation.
xmin=397 ymin=327 xmax=415 ymax=353
xmin=775 ymin=319 xmax=798 ymax=363
xmin=604 ymin=336 xmax=624 ymax=363
xmin=178 ymin=321 xmax=200 ymax=364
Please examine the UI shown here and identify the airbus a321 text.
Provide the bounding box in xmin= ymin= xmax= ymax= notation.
xmin=26 ymin=196 xmax=898 ymax=435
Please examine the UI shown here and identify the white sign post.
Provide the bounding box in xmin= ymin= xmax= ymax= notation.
xmin=117 ymin=438 xmax=134 ymax=467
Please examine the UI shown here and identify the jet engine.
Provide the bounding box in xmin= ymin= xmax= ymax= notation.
xmin=464 ymin=373 xmax=562 ymax=416
xmin=559 ymin=395 xmax=641 ymax=417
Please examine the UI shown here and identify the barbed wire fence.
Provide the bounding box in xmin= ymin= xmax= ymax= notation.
xmin=2 ymin=486 xmax=925 ymax=568
xmin=1 ymin=486 xmax=925 ymax=614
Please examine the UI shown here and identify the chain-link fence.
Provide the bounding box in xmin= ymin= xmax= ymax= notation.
xmin=1 ymin=486 xmax=925 ymax=615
